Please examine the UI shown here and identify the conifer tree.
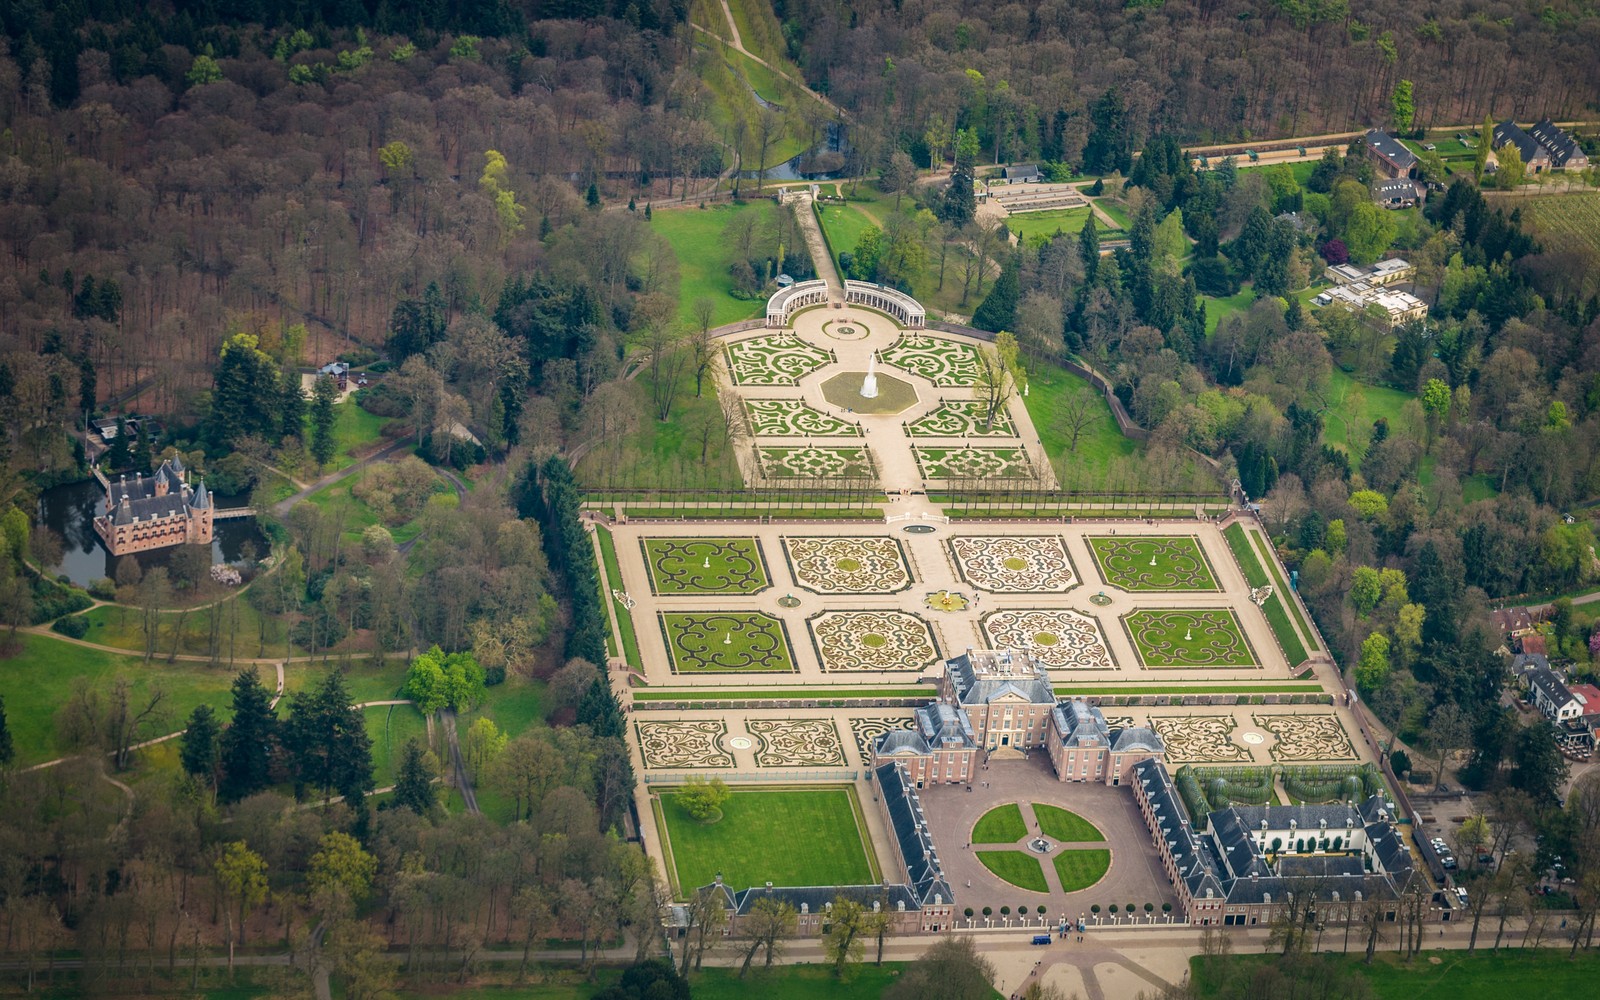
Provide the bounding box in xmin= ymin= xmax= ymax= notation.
xmin=310 ymin=375 xmax=339 ymax=468
xmin=219 ymin=668 xmax=278 ymax=802
xmin=282 ymin=670 xmax=373 ymax=808
xmin=390 ymin=737 xmax=437 ymax=816
xmin=0 ymin=693 xmax=13 ymax=768
xmin=180 ymin=703 xmax=221 ymax=790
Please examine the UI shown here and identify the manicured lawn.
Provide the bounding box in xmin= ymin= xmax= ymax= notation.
xmin=282 ymin=659 xmax=409 ymax=705
xmin=642 ymin=537 xmax=770 ymax=594
xmin=1192 ymin=949 xmax=1600 ymax=1000
xmin=660 ymin=611 xmax=796 ymax=673
xmin=1021 ymin=359 xmax=1141 ymax=487
xmin=632 ymin=686 xmax=930 ymax=701
xmin=366 ymin=702 xmax=429 ymax=786
xmin=1248 ymin=528 xmax=1318 ymax=651
xmin=1087 ymin=535 xmax=1219 ymax=591
xmin=1095 ymin=199 xmax=1133 ymax=229
xmin=1006 ymin=207 xmax=1094 ymax=243
xmin=468 ymin=675 xmax=548 ymax=739
xmin=1052 ymin=849 xmax=1111 ymax=891
xmin=1124 ymin=609 xmax=1256 ymax=668
xmin=973 ymin=803 xmax=1028 ymax=843
xmin=976 ymin=850 xmax=1049 ymax=892
xmin=320 ymin=398 xmax=392 ymax=472
xmin=595 ymin=527 xmax=641 ymax=669
xmin=1053 ymin=683 xmax=1322 ymax=695
xmin=425 ymin=964 xmax=912 ymax=1000
xmin=1322 ymin=367 xmax=1415 ymax=470
xmin=1223 ymin=522 xmax=1313 ymax=666
xmin=1033 ymin=804 xmax=1104 ymax=843
xmin=657 ymin=786 xmax=876 ymax=894
xmin=648 ymin=203 xmax=775 ymax=328
xmin=1202 ymin=288 xmax=1258 ymax=335
xmin=815 ymin=199 xmax=878 ymax=262
xmin=0 ymin=634 xmax=237 ymax=766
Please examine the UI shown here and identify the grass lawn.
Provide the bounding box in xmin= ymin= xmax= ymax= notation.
xmin=1124 ymin=609 xmax=1256 ymax=668
xmin=0 ymin=634 xmax=236 ymax=765
xmin=815 ymin=200 xmax=879 ymax=263
xmin=1463 ymin=473 xmax=1498 ymax=502
xmin=595 ymin=527 xmax=642 ymax=669
xmin=1053 ymin=683 xmax=1323 ymax=694
xmin=1005 ymin=207 xmax=1094 ymax=241
xmin=642 ymin=537 xmax=770 ymax=594
xmin=301 ymin=470 xmax=442 ymax=547
xmin=1087 ymin=535 xmax=1219 ymax=592
xmin=466 ymin=675 xmax=548 ymax=739
xmin=656 ymin=786 xmax=877 ymax=893
xmin=1033 ymin=804 xmax=1104 ymax=843
xmin=1202 ymin=288 xmax=1258 ymax=335
xmin=283 ymin=659 xmax=409 ymax=705
xmin=1095 ymin=199 xmax=1133 ymax=229
xmin=632 ymin=685 xmax=930 ymax=701
xmin=1021 ymin=359 xmax=1141 ymax=485
xmin=973 ymin=803 xmax=1028 ymax=843
xmin=1248 ymin=529 xmax=1318 ymax=651
xmin=1192 ymin=949 xmax=1600 ymax=1000
xmin=660 ymin=611 xmax=796 ymax=673
xmin=1223 ymin=522 xmax=1312 ymax=666
xmin=1051 ymin=849 xmax=1111 ymax=891
xmin=1321 ymin=367 xmax=1415 ymax=470
xmin=976 ymin=850 xmax=1049 ymax=893
xmin=1518 ymin=192 xmax=1600 ymax=300
xmin=319 ymin=398 xmax=392 ymax=472
xmin=365 ymin=702 xmax=429 ymax=786
xmin=423 ymin=964 xmax=913 ymax=1000
xmin=648 ymin=203 xmax=775 ymax=328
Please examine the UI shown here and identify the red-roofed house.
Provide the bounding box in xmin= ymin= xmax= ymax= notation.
xmin=1520 ymin=633 xmax=1548 ymax=656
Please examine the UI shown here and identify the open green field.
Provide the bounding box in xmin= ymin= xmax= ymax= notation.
xmin=318 ymin=398 xmax=392 ymax=472
xmin=365 ymin=702 xmax=429 ymax=786
xmin=1192 ymin=949 xmax=1600 ymax=1000
xmin=1087 ymin=535 xmax=1218 ymax=591
xmin=1322 ymin=367 xmax=1414 ymax=470
xmin=976 ymin=850 xmax=1049 ymax=892
xmin=1052 ymin=849 xmax=1111 ymax=891
xmin=1034 ymin=804 xmax=1104 ymax=842
xmin=1223 ymin=522 xmax=1313 ymax=666
xmin=641 ymin=537 xmax=770 ymax=595
xmin=649 ymin=203 xmax=775 ymax=329
xmin=302 ymin=466 xmax=448 ymax=546
xmin=1005 ymin=207 xmax=1094 ymax=242
xmin=1202 ymin=288 xmax=1258 ymax=335
xmin=973 ymin=803 xmax=1027 ymax=843
xmin=656 ymin=786 xmax=877 ymax=894
xmin=815 ymin=199 xmax=878 ymax=264
xmin=1124 ymin=609 xmax=1256 ymax=668
xmin=1022 ymin=360 xmax=1141 ymax=483
xmin=0 ymin=634 xmax=235 ymax=766
xmin=423 ymin=963 xmax=914 ymax=1000
xmin=659 ymin=611 xmax=796 ymax=673
xmin=1520 ymin=192 xmax=1600 ymax=299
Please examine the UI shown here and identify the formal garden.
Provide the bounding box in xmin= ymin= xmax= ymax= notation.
xmin=976 ymin=851 xmax=1050 ymax=893
xmin=658 ymin=611 xmax=797 ymax=673
xmin=654 ymin=786 xmax=879 ymax=894
xmin=1087 ymin=535 xmax=1220 ymax=592
xmin=756 ymin=445 xmax=875 ymax=480
xmin=906 ymin=399 xmax=1017 ymax=437
xmin=1034 ymin=804 xmax=1105 ymax=842
xmin=914 ymin=446 xmax=1034 ymax=481
xmin=949 ymin=535 xmax=1077 ymax=592
xmin=808 ymin=610 xmax=940 ymax=672
xmin=1052 ymin=849 xmax=1112 ymax=892
xmin=781 ymin=535 xmax=913 ymax=594
xmin=980 ymin=609 xmax=1114 ymax=669
xmin=1123 ymin=609 xmax=1257 ymax=668
xmin=641 ymin=537 xmax=771 ymax=595
xmin=723 ymin=334 xmax=834 ymax=385
xmin=743 ymin=398 xmax=863 ymax=437
xmin=880 ymin=335 xmax=983 ymax=386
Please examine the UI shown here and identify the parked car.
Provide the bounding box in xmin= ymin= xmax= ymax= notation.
xmin=1031 ymin=935 xmax=1053 ymax=945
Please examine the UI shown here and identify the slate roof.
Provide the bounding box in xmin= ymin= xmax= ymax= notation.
xmin=1135 ymin=758 xmax=1226 ymax=900
xmin=729 ymin=883 xmax=921 ymax=916
xmin=1227 ymin=802 xmax=1368 ymax=831
xmin=1494 ymin=121 xmax=1551 ymax=165
xmin=1529 ymin=119 xmax=1586 ymax=166
xmin=1111 ymin=725 xmax=1164 ymax=753
xmin=1052 ymin=700 xmax=1111 ymax=748
xmin=946 ymin=651 xmax=1055 ymax=706
xmin=106 ymin=459 xmax=204 ymax=525
xmin=1364 ymin=129 xmax=1418 ymax=170
xmin=1528 ymin=666 xmax=1576 ymax=709
xmin=875 ymin=763 xmax=955 ymax=906
xmin=1375 ymin=178 xmax=1422 ymax=201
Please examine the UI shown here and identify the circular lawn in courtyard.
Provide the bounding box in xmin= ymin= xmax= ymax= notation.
xmin=1033 ymin=804 xmax=1105 ymax=842
xmin=977 ymin=851 xmax=1049 ymax=893
xmin=972 ymin=803 xmax=1027 ymax=843
xmin=1052 ymin=849 xmax=1111 ymax=891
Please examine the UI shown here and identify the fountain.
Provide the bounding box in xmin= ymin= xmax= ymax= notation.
xmin=860 ymin=353 xmax=879 ymax=399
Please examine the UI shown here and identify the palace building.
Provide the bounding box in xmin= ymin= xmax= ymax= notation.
xmin=871 ymin=650 xmax=1166 ymax=786
xmin=92 ymin=457 xmax=214 ymax=557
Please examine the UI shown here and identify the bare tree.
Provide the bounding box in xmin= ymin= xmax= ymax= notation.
xmin=753 ymin=108 xmax=781 ymax=194
xmin=677 ymin=886 xmax=728 ymax=976
xmin=736 ymin=896 xmax=797 ymax=977
xmin=1057 ymin=390 xmax=1095 ymax=453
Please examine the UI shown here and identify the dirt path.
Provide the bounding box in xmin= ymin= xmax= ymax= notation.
xmin=687 ymin=3 xmax=849 ymax=121
xmin=441 ymin=709 xmax=481 ymax=815
xmin=271 ymin=438 xmax=410 ymax=518
xmin=791 ymin=193 xmax=843 ymax=300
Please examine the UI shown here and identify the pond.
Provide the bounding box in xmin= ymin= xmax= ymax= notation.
xmin=36 ymin=477 xmax=268 ymax=588
xmin=742 ymin=123 xmax=849 ymax=182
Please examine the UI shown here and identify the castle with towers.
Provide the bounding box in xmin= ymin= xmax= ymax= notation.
xmin=92 ymin=456 xmax=213 ymax=556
